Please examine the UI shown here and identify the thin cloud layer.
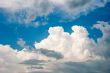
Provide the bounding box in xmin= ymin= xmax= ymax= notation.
xmin=0 ymin=0 xmax=110 ymax=26
xmin=0 ymin=0 xmax=54 ymax=25
xmin=0 ymin=21 xmax=110 ymax=73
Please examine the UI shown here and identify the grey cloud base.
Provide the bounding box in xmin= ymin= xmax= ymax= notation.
xmin=25 ymin=60 xmax=110 ymax=73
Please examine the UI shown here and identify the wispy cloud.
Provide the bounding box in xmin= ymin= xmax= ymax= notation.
xmin=0 ymin=0 xmax=109 ymax=27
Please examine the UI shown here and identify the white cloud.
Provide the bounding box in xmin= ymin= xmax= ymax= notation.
xmin=56 ymin=0 xmax=110 ymax=20
xmin=35 ymin=21 xmax=110 ymax=61
xmin=0 ymin=0 xmax=110 ymax=26
xmin=0 ymin=21 xmax=110 ymax=73
xmin=0 ymin=0 xmax=54 ymax=26
xmin=35 ymin=26 xmax=95 ymax=61
xmin=0 ymin=0 xmax=53 ymax=13
xmin=49 ymin=0 xmax=110 ymax=19
xmin=0 ymin=44 xmax=52 ymax=73
xmin=0 ymin=45 xmax=26 ymax=73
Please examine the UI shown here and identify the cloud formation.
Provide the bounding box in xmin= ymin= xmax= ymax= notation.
xmin=35 ymin=21 xmax=110 ymax=61
xmin=0 ymin=44 xmax=53 ymax=73
xmin=0 ymin=0 xmax=110 ymax=26
xmin=93 ymin=21 xmax=110 ymax=58
xmin=0 ymin=0 xmax=54 ymax=26
xmin=0 ymin=45 xmax=26 ymax=73
xmin=0 ymin=21 xmax=110 ymax=73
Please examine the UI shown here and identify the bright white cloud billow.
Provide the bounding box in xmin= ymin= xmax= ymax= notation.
xmin=0 ymin=0 xmax=110 ymax=26
xmin=0 ymin=21 xmax=110 ymax=73
xmin=35 ymin=21 xmax=110 ymax=61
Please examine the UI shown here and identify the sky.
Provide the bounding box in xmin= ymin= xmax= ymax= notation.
xmin=0 ymin=0 xmax=110 ymax=73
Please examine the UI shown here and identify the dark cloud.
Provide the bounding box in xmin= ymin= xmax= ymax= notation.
xmin=67 ymin=0 xmax=90 ymax=8
xmin=25 ymin=60 xmax=110 ymax=73
xmin=52 ymin=60 xmax=110 ymax=73
xmin=21 ymin=59 xmax=46 ymax=65
xmin=35 ymin=49 xmax=63 ymax=59
xmin=39 ymin=49 xmax=63 ymax=59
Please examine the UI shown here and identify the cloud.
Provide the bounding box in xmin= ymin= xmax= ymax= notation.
xmin=0 ymin=44 xmax=64 ymax=73
xmin=35 ymin=26 xmax=95 ymax=61
xmin=41 ymin=60 xmax=110 ymax=73
xmin=0 ymin=0 xmax=54 ymax=26
xmin=0 ymin=21 xmax=110 ymax=73
xmin=93 ymin=21 xmax=110 ymax=58
xmin=0 ymin=0 xmax=110 ymax=26
xmin=0 ymin=45 xmax=26 ymax=73
xmin=52 ymin=0 xmax=110 ymax=20
xmin=61 ymin=0 xmax=109 ymax=13
xmin=35 ymin=49 xmax=63 ymax=60
xmin=17 ymin=38 xmax=32 ymax=49
xmin=0 ymin=44 xmax=53 ymax=73
xmin=35 ymin=21 xmax=110 ymax=61
xmin=17 ymin=38 xmax=26 ymax=48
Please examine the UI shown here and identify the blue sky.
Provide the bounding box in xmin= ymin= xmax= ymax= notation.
xmin=0 ymin=1 xmax=110 ymax=50
xmin=0 ymin=0 xmax=110 ymax=73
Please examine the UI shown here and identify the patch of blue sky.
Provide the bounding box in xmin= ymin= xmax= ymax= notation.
xmin=0 ymin=2 xmax=110 ymax=49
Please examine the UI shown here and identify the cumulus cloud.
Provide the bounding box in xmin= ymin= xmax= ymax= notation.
xmin=0 ymin=21 xmax=110 ymax=73
xmin=0 ymin=44 xmax=54 ymax=73
xmin=0 ymin=45 xmax=26 ymax=73
xmin=0 ymin=0 xmax=110 ymax=26
xmin=35 ymin=21 xmax=110 ymax=61
xmin=35 ymin=26 xmax=95 ymax=61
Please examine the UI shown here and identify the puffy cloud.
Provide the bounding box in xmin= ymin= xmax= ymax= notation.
xmin=0 ymin=45 xmax=26 ymax=73
xmin=35 ymin=21 xmax=110 ymax=61
xmin=0 ymin=21 xmax=110 ymax=73
xmin=0 ymin=44 xmax=53 ymax=73
xmin=0 ymin=0 xmax=110 ymax=26
xmin=0 ymin=44 xmax=65 ymax=73
xmin=0 ymin=45 xmax=19 ymax=62
xmin=35 ymin=26 xmax=94 ymax=61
